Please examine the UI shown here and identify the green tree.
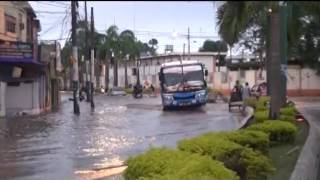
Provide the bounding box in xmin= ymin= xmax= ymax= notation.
xmin=119 ymin=29 xmax=137 ymax=87
xmin=199 ymin=40 xmax=228 ymax=52
xmin=148 ymin=38 xmax=158 ymax=55
xmin=216 ymin=1 xmax=320 ymax=72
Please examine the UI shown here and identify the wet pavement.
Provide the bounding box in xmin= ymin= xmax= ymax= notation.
xmin=0 ymin=93 xmax=242 ymax=180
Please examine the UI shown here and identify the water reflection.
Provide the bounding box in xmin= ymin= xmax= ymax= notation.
xmin=0 ymin=94 xmax=237 ymax=179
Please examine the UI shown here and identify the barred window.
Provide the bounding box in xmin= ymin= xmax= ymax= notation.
xmin=5 ymin=14 xmax=16 ymax=33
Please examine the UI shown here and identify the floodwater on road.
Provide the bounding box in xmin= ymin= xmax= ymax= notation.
xmin=0 ymin=93 xmax=241 ymax=180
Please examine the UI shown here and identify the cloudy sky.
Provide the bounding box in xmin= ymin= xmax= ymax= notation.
xmin=29 ymin=1 xmax=227 ymax=54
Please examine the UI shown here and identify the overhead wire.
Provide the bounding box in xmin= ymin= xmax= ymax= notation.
xmin=34 ymin=1 xmax=70 ymax=9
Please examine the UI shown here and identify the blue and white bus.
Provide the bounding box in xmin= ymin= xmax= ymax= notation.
xmin=158 ymin=60 xmax=208 ymax=110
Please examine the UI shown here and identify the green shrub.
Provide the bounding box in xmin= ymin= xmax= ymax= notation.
xmin=202 ymin=130 xmax=269 ymax=153
xmin=178 ymin=136 xmax=274 ymax=179
xmin=228 ymin=130 xmax=270 ymax=153
xmin=244 ymin=97 xmax=257 ymax=108
xmin=240 ymin=148 xmax=275 ymax=180
xmin=247 ymin=120 xmax=298 ymax=145
xmin=255 ymin=96 xmax=270 ymax=111
xmin=279 ymin=115 xmax=295 ymax=123
xmin=178 ymin=137 xmax=243 ymax=162
xmin=280 ymin=107 xmax=297 ymax=116
xmin=254 ymin=110 xmax=269 ymax=123
xmin=124 ymin=148 xmax=239 ymax=180
xmin=259 ymin=96 xmax=271 ymax=104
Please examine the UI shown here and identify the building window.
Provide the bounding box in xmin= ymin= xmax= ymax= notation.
xmin=5 ymin=14 xmax=16 ymax=33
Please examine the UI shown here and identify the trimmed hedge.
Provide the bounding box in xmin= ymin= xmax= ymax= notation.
xmin=244 ymin=97 xmax=257 ymax=108
xmin=280 ymin=107 xmax=297 ymax=116
xmin=248 ymin=120 xmax=298 ymax=145
xmin=259 ymin=96 xmax=271 ymax=104
xmin=178 ymin=136 xmax=274 ymax=179
xmin=254 ymin=110 xmax=269 ymax=123
xmin=124 ymin=148 xmax=239 ymax=180
xmin=254 ymin=96 xmax=270 ymax=111
xmin=240 ymin=148 xmax=275 ymax=180
xmin=202 ymin=130 xmax=270 ymax=153
xmin=279 ymin=114 xmax=295 ymax=123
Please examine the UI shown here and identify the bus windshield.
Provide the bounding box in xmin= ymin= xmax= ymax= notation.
xmin=162 ymin=65 xmax=204 ymax=92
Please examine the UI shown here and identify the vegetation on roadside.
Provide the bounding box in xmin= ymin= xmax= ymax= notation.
xmin=124 ymin=96 xmax=308 ymax=180
xmin=124 ymin=148 xmax=239 ymax=180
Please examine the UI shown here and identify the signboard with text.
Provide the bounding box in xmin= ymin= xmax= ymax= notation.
xmin=0 ymin=41 xmax=33 ymax=62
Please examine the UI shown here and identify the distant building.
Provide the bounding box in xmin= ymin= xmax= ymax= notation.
xmin=0 ymin=1 xmax=62 ymax=117
xmin=108 ymin=52 xmax=227 ymax=89
xmin=108 ymin=52 xmax=320 ymax=96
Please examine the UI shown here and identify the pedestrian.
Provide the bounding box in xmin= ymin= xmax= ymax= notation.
xmin=235 ymin=80 xmax=243 ymax=101
xmin=242 ymin=82 xmax=251 ymax=101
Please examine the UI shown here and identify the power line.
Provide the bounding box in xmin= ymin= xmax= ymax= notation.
xmin=35 ymin=1 xmax=70 ymax=9
xmin=35 ymin=11 xmax=67 ymax=14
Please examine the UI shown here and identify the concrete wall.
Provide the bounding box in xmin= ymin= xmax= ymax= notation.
xmin=99 ymin=52 xmax=320 ymax=96
xmin=108 ymin=54 xmax=217 ymax=88
xmin=6 ymin=80 xmax=40 ymax=116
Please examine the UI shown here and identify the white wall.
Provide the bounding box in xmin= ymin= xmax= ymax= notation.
xmin=108 ymin=55 xmax=217 ymax=88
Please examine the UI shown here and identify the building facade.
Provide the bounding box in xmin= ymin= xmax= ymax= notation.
xmin=0 ymin=1 xmax=61 ymax=117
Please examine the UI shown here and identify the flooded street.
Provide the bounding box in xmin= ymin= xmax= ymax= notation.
xmin=0 ymin=93 xmax=241 ymax=180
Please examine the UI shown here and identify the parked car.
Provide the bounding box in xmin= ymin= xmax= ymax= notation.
xmin=108 ymin=87 xmax=127 ymax=96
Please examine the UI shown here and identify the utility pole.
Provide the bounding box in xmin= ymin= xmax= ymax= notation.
xmin=268 ymin=10 xmax=281 ymax=119
xmin=266 ymin=11 xmax=271 ymax=96
xmin=187 ymin=27 xmax=190 ymax=60
xmin=125 ymin=54 xmax=129 ymax=88
xmin=183 ymin=43 xmax=185 ymax=60
xmin=71 ymin=1 xmax=80 ymax=114
xmin=279 ymin=2 xmax=288 ymax=107
xmin=105 ymin=55 xmax=109 ymax=93
xmin=90 ymin=7 xmax=95 ymax=109
xmin=113 ymin=50 xmax=118 ymax=87
xmin=84 ymin=1 xmax=90 ymax=102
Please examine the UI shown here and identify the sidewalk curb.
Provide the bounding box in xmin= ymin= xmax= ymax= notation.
xmin=239 ymin=106 xmax=254 ymax=129
xmin=290 ymin=108 xmax=320 ymax=180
